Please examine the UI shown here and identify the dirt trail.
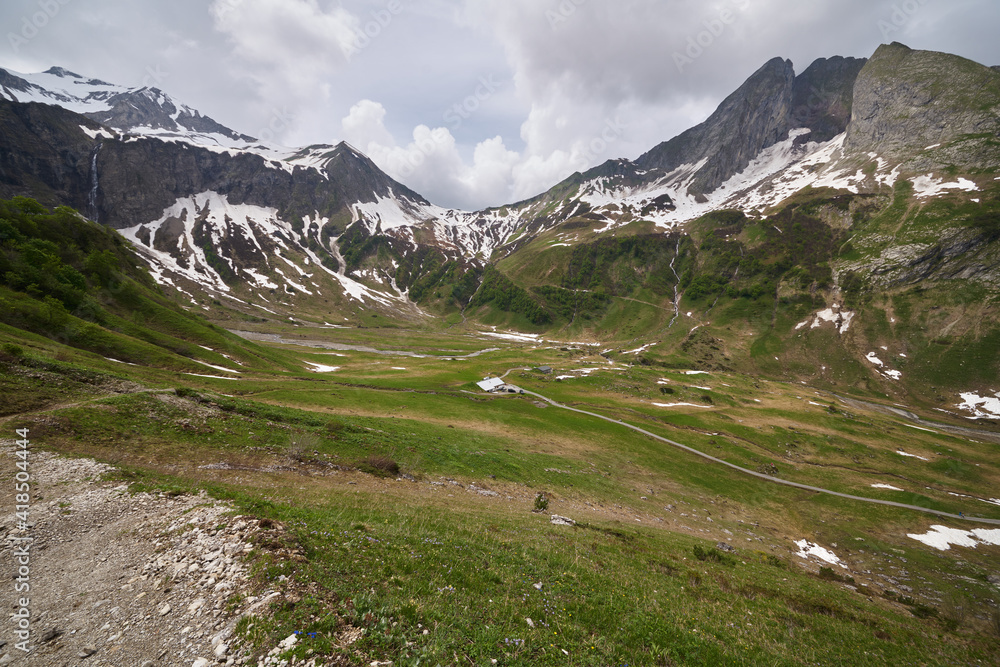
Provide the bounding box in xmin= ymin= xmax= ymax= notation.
xmin=0 ymin=440 xmax=292 ymax=666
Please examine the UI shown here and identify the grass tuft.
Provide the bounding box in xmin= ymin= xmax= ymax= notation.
xmin=356 ymin=455 xmax=400 ymax=478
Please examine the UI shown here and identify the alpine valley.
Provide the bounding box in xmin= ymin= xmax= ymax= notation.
xmin=2 ymin=40 xmax=1000 ymax=666
xmin=4 ymin=42 xmax=1000 ymax=409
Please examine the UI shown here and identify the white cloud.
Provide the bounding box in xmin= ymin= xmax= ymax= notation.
xmin=210 ymin=0 xmax=361 ymax=137
xmin=343 ymin=102 xmax=520 ymax=209
xmin=341 ymin=99 xmax=396 ymax=148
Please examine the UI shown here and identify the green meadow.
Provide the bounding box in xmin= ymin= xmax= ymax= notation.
xmin=4 ymin=322 xmax=1000 ymax=665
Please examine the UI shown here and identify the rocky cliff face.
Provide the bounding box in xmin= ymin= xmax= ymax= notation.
xmin=635 ymin=57 xmax=796 ymax=196
xmin=634 ymin=55 xmax=866 ymax=197
xmin=845 ymin=42 xmax=1000 ymax=167
xmin=791 ymin=56 xmax=867 ymax=143
xmin=0 ymin=99 xmax=96 ymax=214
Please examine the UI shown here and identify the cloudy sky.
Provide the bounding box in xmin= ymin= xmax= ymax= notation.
xmin=3 ymin=0 xmax=999 ymax=210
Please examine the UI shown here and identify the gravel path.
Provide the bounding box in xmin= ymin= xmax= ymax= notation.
xmin=0 ymin=440 xmax=288 ymax=666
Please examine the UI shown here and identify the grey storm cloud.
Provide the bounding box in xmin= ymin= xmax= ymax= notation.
xmin=2 ymin=0 xmax=998 ymax=209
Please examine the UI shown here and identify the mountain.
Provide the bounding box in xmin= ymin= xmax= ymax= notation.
xmin=0 ymin=66 xmax=253 ymax=141
xmin=0 ymin=68 xmax=504 ymax=320
xmin=1 ymin=43 xmax=999 ymax=408
xmin=634 ymin=55 xmax=866 ymax=197
xmin=440 ymin=43 xmax=1000 ymax=408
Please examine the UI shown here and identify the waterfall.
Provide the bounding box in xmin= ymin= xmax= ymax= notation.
xmin=668 ymin=237 xmax=682 ymax=329
xmin=88 ymin=143 xmax=102 ymax=223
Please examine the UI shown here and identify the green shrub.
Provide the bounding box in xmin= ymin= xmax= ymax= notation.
xmin=693 ymin=545 xmax=731 ymax=564
xmin=533 ymin=492 xmax=549 ymax=512
xmin=357 ymin=456 xmax=400 ymax=478
xmin=1 ymin=343 xmax=24 ymax=358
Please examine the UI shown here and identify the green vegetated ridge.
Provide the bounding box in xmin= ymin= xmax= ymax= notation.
xmin=466 ymin=183 xmax=1000 ymax=404
xmin=0 ymin=197 xmax=293 ymax=377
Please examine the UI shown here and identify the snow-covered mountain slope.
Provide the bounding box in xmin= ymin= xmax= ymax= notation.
xmin=119 ymin=190 xmax=419 ymax=312
xmin=0 ymin=66 xmax=251 ymax=142
xmin=569 ymin=129 xmax=909 ymax=233
xmin=2 ymin=45 xmax=998 ymax=329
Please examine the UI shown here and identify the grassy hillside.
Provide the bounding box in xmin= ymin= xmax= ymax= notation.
xmin=469 ymin=184 xmax=1000 ymax=410
xmin=0 ymin=197 xmax=296 ymax=389
xmin=3 ymin=323 xmax=999 ymax=665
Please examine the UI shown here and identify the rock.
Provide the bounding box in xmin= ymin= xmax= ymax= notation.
xmin=550 ymin=515 xmax=575 ymax=526
xmin=0 ymin=655 xmax=13 ymax=666
xmin=526 ymin=618 xmax=535 ymax=628
xmin=845 ymin=43 xmax=1000 ymax=168
xmin=141 ymin=662 xmax=156 ymax=667
xmin=78 ymin=645 xmax=98 ymax=658
xmin=192 ymin=658 xmax=211 ymax=667
xmin=533 ymin=582 xmax=543 ymax=591
xmin=159 ymin=603 xmax=172 ymax=616
xmin=634 ymin=58 xmax=864 ymax=195
xmin=988 ymin=574 xmax=1000 ymax=586
xmin=716 ymin=542 xmax=736 ymax=553
xmin=39 ymin=626 xmax=61 ymax=642
xmin=214 ymin=643 xmax=229 ymax=659
xmin=279 ymin=633 xmax=298 ymax=649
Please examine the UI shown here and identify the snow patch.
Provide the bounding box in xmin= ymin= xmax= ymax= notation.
xmin=871 ymin=484 xmax=904 ymax=491
xmin=907 ymin=526 xmax=1000 ymax=551
xmin=794 ymin=540 xmax=846 ymax=569
xmin=797 ymin=307 xmax=854 ymax=334
xmin=652 ymin=403 xmax=713 ymax=409
xmin=479 ymin=331 xmax=540 ymax=343
xmin=911 ymin=174 xmax=979 ymax=198
xmin=305 ymin=363 xmax=340 ymax=373
xmin=956 ymin=392 xmax=1000 ymax=419
xmin=79 ymin=124 xmax=115 ymax=140
xmin=896 ymin=450 xmax=929 ymax=461
xmin=191 ymin=359 xmax=241 ymax=374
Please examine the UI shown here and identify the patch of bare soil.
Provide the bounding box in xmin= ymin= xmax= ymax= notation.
xmin=0 ymin=440 xmax=293 ymax=666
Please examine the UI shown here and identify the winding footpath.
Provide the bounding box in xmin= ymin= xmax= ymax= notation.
xmin=500 ymin=369 xmax=1000 ymax=526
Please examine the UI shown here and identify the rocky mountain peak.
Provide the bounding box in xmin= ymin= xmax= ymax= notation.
xmin=844 ymin=43 xmax=1000 ymax=167
xmin=635 ymin=57 xmax=796 ymax=196
xmin=0 ymin=66 xmax=253 ymax=142
xmin=791 ymin=55 xmax=867 ymax=143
